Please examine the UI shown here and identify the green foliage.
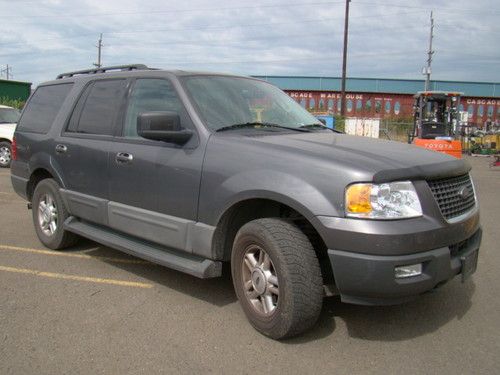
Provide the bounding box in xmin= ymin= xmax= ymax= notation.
xmin=0 ymin=96 xmax=25 ymax=110
xmin=334 ymin=115 xmax=346 ymax=132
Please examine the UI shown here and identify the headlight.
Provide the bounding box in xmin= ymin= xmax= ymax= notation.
xmin=345 ymin=181 xmax=422 ymax=219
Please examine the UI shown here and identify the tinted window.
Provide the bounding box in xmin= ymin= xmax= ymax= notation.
xmin=66 ymin=84 xmax=92 ymax=133
xmin=184 ymin=76 xmax=320 ymax=130
xmin=18 ymin=83 xmax=73 ymax=133
xmin=76 ymin=80 xmax=126 ymax=135
xmin=123 ymin=79 xmax=184 ymax=138
xmin=0 ymin=107 xmax=20 ymax=123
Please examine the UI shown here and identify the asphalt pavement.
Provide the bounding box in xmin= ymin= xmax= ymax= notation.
xmin=0 ymin=156 xmax=499 ymax=374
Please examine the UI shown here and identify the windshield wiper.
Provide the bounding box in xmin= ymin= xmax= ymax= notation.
xmin=216 ymin=122 xmax=310 ymax=132
xmin=299 ymin=123 xmax=344 ymax=133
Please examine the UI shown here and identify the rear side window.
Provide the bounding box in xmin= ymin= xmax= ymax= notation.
xmin=68 ymin=79 xmax=126 ymax=135
xmin=18 ymin=83 xmax=73 ymax=134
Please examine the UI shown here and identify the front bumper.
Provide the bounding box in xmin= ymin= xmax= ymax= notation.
xmin=328 ymin=228 xmax=482 ymax=305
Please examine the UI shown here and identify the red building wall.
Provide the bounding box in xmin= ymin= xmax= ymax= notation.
xmin=285 ymin=90 xmax=499 ymax=125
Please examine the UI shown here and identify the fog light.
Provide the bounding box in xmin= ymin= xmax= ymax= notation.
xmin=395 ymin=263 xmax=422 ymax=279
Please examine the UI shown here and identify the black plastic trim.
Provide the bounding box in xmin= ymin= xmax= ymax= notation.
xmin=64 ymin=217 xmax=222 ymax=278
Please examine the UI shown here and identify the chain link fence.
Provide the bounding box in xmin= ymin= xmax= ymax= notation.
xmin=378 ymin=120 xmax=413 ymax=143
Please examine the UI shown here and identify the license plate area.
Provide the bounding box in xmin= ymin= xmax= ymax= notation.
xmin=461 ymin=249 xmax=478 ymax=282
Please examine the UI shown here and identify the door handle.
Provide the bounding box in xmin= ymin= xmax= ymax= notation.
xmin=55 ymin=144 xmax=67 ymax=154
xmin=115 ymin=152 xmax=133 ymax=164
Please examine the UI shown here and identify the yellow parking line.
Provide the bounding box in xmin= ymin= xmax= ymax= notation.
xmin=0 ymin=265 xmax=153 ymax=288
xmin=0 ymin=244 xmax=153 ymax=265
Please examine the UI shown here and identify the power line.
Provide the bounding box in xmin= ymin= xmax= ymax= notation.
xmin=0 ymin=17 xmax=337 ymax=47
xmin=354 ymin=1 xmax=500 ymax=14
xmin=0 ymin=9 xmax=428 ymax=49
xmin=6 ymin=1 xmax=346 ymax=19
xmin=0 ymin=19 xmax=431 ymax=59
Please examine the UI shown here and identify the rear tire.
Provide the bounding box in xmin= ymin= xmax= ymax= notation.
xmin=0 ymin=141 xmax=11 ymax=168
xmin=231 ymin=218 xmax=323 ymax=339
xmin=32 ymin=178 xmax=79 ymax=250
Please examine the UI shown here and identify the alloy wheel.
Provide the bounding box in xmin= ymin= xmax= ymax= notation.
xmin=0 ymin=146 xmax=10 ymax=166
xmin=241 ymin=244 xmax=280 ymax=316
xmin=38 ymin=193 xmax=58 ymax=236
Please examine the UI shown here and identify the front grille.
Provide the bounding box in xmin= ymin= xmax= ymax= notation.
xmin=427 ymin=174 xmax=476 ymax=221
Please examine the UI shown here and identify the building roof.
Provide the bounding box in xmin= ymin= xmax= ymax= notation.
xmin=252 ymin=76 xmax=499 ymax=98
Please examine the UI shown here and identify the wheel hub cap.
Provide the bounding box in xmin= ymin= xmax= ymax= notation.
xmin=251 ymin=268 xmax=267 ymax=294
xmin=0 ymin=146 xmax=10 ymax=165
xmin=37 ymin=193 xmax=58 ymax=236
xmin=242 ymin=245 xmax=279 ymax=316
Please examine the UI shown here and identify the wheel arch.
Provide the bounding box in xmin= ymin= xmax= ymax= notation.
xmin=27 ymin=168 xmax=60 ymax=201
xmin=25 ymin=152 xmax=67 ymax=201
xmin=212 ymin=196 xmax=335 ymax=285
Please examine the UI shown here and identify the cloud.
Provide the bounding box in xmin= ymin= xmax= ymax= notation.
xmin=0 ymin=0 xmax=498 ymax=85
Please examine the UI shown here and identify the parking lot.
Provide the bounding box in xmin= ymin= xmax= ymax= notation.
xmin=0 ymin=156 xmax=498 ymax=374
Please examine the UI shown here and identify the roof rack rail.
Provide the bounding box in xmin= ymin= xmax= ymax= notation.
xmin=56 ymin=64 xmax=152 ymax=79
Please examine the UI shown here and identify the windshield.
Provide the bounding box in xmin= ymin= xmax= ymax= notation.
xmin=0 ymin=108 xmax=21 ymax=123
xmin=182 ymin=76 xmax=322 ymax=131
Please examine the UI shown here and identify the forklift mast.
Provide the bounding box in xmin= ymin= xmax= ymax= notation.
xmin=409 ymin=91 xmax=462 ymax=143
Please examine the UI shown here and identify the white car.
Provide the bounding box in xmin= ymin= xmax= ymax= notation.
xmin=0 ymin=105 xmax=20 ymax=168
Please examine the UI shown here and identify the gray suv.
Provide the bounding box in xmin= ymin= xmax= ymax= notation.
xmin=11 ymin=65 xmax=481 ymax=339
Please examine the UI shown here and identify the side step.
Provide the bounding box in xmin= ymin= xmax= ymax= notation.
xmin=64 ymin=217 xmax=222 ymax=278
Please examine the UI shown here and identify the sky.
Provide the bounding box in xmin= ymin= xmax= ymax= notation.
xmin=1 ymin=0 xmax=499 ymax=86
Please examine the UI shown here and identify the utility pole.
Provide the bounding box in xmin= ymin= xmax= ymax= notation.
xmin=424 ymin=11 xmax=434 ymax=91
xmin=340 ymin=0 xmax=351 ymax=117
xmin=1 ymin=64 xmax=11 ymax=80
xmin=94 ymin=33 xmax=103 ymax=68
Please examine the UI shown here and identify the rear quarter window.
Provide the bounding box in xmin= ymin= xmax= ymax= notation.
xmin=17 ymin=83 xmax=73 ymax=134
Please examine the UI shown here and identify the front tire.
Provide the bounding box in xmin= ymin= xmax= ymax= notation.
xmin=32 ymin=179 xmax=79 ymax=250
xmin=0 ymin=141 xmax=11 ymax=168
xmin=231 ymin=218 xmax=323 ymax=339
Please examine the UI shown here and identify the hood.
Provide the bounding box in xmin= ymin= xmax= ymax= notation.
xmin=227 ymin=132 xmax=470 ymax=182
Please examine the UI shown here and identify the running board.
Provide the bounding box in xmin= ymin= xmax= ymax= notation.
xmin=64 ymin=217 xmax=222 ymax=278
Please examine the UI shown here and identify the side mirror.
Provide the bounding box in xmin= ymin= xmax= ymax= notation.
xmin=137 ymin=111 xmax=193 ymax=145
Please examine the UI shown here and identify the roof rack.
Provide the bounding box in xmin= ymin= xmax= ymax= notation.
xmin=56 ymin=64 xmax=152 ymax=79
